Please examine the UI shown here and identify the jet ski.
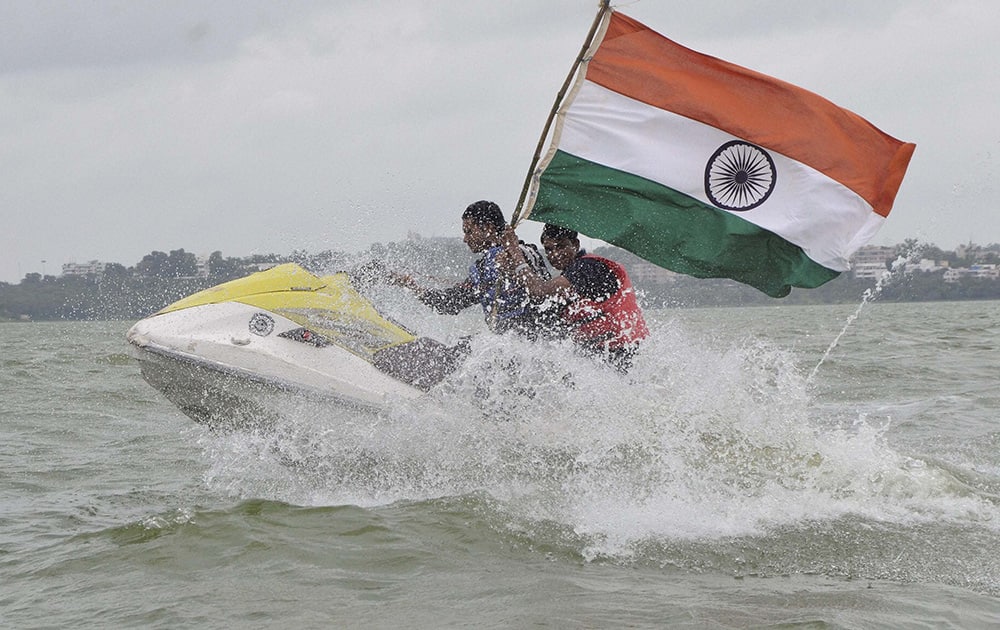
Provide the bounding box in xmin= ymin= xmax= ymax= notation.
xmin=126 ymin=263 xmax=467 ymax=429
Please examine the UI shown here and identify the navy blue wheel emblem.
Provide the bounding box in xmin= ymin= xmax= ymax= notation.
xmin=249 ymin=312 xmax=275 ymax=337
xmin=704 ymin=141 xmax=776 ymax=211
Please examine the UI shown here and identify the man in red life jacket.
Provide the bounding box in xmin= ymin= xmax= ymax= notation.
xmin=501 ymin=223 xmax=649 ymax=371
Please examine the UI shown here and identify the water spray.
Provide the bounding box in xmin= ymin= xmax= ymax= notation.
xmin=807 ymin=250 xmax=920 ymax=384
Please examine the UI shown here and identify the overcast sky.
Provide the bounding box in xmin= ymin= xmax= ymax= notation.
xmin=2 ymin=0 xmax=997 ymax=282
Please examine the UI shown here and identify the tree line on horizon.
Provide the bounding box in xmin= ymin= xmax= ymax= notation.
xmin=2 ymin=239 xmax=1000 ymax=322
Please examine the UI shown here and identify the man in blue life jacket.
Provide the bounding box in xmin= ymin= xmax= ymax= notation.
xmin=390 ymin=200 xmax=553 ymax=337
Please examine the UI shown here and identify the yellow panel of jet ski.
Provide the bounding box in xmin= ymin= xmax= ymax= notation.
xmin=156 ymin=263 xmax=325 ymax=314
xmin=155 ymin=263 xmax=416 ymax=355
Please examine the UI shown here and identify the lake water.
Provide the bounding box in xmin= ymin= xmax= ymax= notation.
xmin=2 ymin=300 xmax=999 ymax=628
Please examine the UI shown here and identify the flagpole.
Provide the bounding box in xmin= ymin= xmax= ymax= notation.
xmin=510 ymin=0 xmax=611 ymax=226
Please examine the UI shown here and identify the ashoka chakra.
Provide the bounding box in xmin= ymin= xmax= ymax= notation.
xmin=704 ymin=141 xmax=776 ymax=211
xmin=249 ymin=312 xmax=275 ymax=337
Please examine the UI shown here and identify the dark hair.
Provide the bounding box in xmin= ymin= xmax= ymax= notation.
xmin=541 ymin=223 xmax=578 ymax=242
xmin=462 ymin=200 xmax=505 ymax=233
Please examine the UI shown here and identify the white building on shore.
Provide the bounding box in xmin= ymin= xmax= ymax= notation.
xmin=627 ymin=259 xmax=680 ymax=286
xmin=943 ymin=263 xmax=999 ymax=283
xmin=61 ymin=260 xmax=106 ymax=277
xmin=849 ymin=245 xmax=896 ymax=280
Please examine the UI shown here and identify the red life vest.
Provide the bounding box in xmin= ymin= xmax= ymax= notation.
xmin=564 ymin=255 xmax=649 ymax=350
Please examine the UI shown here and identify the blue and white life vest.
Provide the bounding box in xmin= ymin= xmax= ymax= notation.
xmin=468 ymin=246 xmax=531 ymax=328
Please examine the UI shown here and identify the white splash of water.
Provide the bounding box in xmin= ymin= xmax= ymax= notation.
xmin=198 ymin=312 xmax=1000 ymax=562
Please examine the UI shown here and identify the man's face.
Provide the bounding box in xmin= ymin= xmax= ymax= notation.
xmin=542 ymin=237 xmax=578 ymax=271
xmin=462 ymin=219 xmax=495 ymax=253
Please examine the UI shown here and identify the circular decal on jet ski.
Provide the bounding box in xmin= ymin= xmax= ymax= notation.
xmin=704 ymin=140 xmax=776 ymax=211
xmin=249 ymin=312 xmax=275 ymax=337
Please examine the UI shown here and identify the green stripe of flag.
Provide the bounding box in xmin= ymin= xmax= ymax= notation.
xmin=531 ymin=150 xmax=840 ymax=298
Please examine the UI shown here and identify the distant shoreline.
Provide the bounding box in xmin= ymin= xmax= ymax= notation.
xmin=3 ymin=239 xmax=999 ymax=321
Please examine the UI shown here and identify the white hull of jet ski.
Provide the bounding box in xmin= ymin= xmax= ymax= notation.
xmin=126 ymin=264 xmax=465 ymax=428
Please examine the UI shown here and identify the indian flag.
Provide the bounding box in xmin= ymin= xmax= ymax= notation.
xmin=519 ymin=11 xmax=915 ymax=298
